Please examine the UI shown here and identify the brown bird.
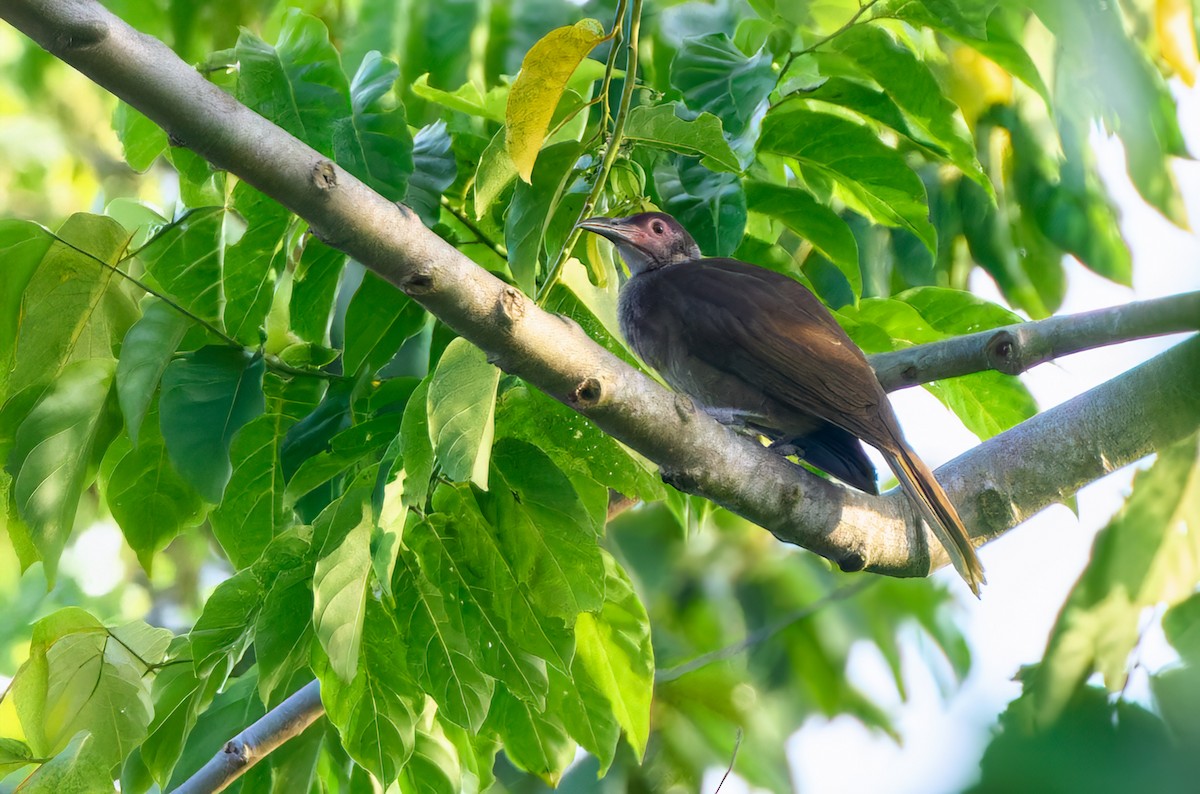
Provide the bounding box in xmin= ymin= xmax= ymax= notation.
xmin=577 ymin=211 xmax=985 ymax=595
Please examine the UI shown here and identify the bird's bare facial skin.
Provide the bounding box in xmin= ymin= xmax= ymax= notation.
xmin=576 ymin=213 xmax=701 ymax=274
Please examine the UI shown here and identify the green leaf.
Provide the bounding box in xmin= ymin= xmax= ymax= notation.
xmin=313 ymin=505 xmax=372 ymax=682
xmin=1163 ymin=592 xmax=1200 ymax=665
xmin=284 ymin=414 xmax=400 ymax=508
xmin=477 ymin=439 xmax=604 ymax=619
xmin=0 ymin=738 xmax=33 ymax=775
xmin=622 ymin=104 xmax=742 ymax=173
xmin=113 ymin=102 xmax=168 ymax=172
xmin=760 ymin=107 xmax=936 ymax=252
xmin=139 ymin=641 xmax=209 ymax=788
xmin=10 ymin=610 xmax=169 ymax=767
xmin=393 ymin=548 xmax=494 ymax=732
xmin=189 ymin=570 xmax=261 ymax=686
xmin=164 ymin=673 xmax=264 ymax=790
xmin=505 ymin=141 xmax=580 ymax=294
xmin=223 ymin=183 xmax=292 ymax=345
xmin=318 ymin=598 xmax=420 ymax=783
xmin=573 ymin=553 xmax=654 ymax=760
xmin=427 ymin=338 xmax=500 ymax=488
xmin=828 ymin=25 xmax=989 ymax=193
xmin=255 ymin=542 xmax=316 ymax=705
xmin=473 ymin=127 xmax=518 ymax=220
xmin=6 ymin=213 xmax=132 ymax=397
xmin=116 ymin=299 xmax=189 ymax=445
xmin=506 ymin=18 xmax=605 ymax=182
xmin=343 ymin=272 xmax=429 ymax=377
xmin=136 ymin=207 xmax=227 ymax=329
xmin=406 ymin=121 xmax=457 ymax=226
xmin=16 ymin=732 xmax=113 ymax=794
xmin=106 ymin=405 xmax=205 ymax=573
xmin=495 ymin=384 xmax=664 ymax=503
xmin=484 ymin=689 xmax=575 ymax=786
xmin=235 ymin=11 xmax=350 ymax=157
xmin=670 ymin=33 xmax=777 ymax=137
xmin=400 ymin=378 xmax=435 ymax=511
xmin=159 ymin=346 xmax=266 ymax=503
xmin=411 ymin=73 xmax=507 ymax=122
xmin=0 ymin=220 xmax=53 ymax=386
xmin=1033 ymin=434 xmax=1200 ymax=727
xmin=334 ymin=51 xmax=414 ymax=202
xmin=290 ymin=239 xmax=346 ymax=345
xmin=11 ymin=359 xmax=116 ymax=583
xmin=745 ymin=181 xmax=860 ymax=296
xmin=209 ymin=409 xmax=291 ymax=568
xmin=653 ymin=155 xmax=746 ymax=257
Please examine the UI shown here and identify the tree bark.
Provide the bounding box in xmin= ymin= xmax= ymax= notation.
xmin=3 ymin=0 xmax=1198 ymax=582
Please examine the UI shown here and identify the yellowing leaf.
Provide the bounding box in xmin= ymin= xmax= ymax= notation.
xmin=1158 ymin=0 xmax=1198 ymax=86
xmin=506 ymin=19 xmax=606 ymax=182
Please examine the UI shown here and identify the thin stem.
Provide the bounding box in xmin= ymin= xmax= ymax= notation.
xmin=655 ymin=579 xmax=874 ymax=684
xmin=782 ymin=0 xmax=882 ymax=73
xmin=598 ymin=0 xmax=629 ymax=133
xmin=440 ymin=195 xmax=507 ymax=260
xmin=536 ymin=0 xmax=643 ymax=304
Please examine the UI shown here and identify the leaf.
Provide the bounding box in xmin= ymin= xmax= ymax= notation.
xmin=106 ymin=405 xmax=205 ymax=573
xmin=255 ymin=556 xmax=316 ymax=705
xmin=670 ymin=33 xmax=777 ymax=137
xmin=16 ymin=731 xmax=112 ymax=794
xmin=405 ymin=121 xmax=457 ymax=226
xmin=0 ymin=220 xmax=53 ymax=383
xmin=427 ymin=338 xmax=500 ymax=488
xmin=504 ymin=141 xmax=580 ymax=294
xmin=222 ymin=182 xmax=292 ymax=345
xmin=313 ymin=505 xmax=373 ymax=682
xmin=1163 ymin=592 xmax=1200 ymax=665
xmin=400 ymin=378 xmax=434 ymax=511
xmin=159 ymin=346 xmax=266 ymax=503
xmin=573 ymin=553 xmax=654 ymax=760
xmin=164 ymin=674 xmax=264 ymax=790
xmin=622 ymin=104 xmax=742 ymax=173
xmin=234 ymin=11 xmax=350 ymax=157
xmin=10 ymin=609 xmax=169 ymax=767
xmin=1033 ymin=434 xmax=1200 ymax=727
xmin=744 ymin=181 xmax=860 ymax=296
xmin=116 ymin=299 xmax=189 ymax=445
xmin=1159 ymin=0 xmax=1198 ymax=86
xmin=343 ymin=271 xmax=429 ymax=376
xmin=394 ymin=549 xmax=494 ymax=731
xmin=478 ymin=439 xmax=605 ymax=620
xmin=209 ymin=409 xmax=291 ymax=568
xmin=412 ymin=73 xmax=508 ymax=122
xmin=0 ymin=738 xmax=33 ymax=775
xmin=506 ymin=19 xmax=606 ymax=182
xmin=139 ymin=641 xmax=209 ymax=788
xmin=653 ymin=155 xmax=746 ymax=257
xmin=318 ymin=598 xmax=420 ymax=783
xmin=334 ymin=50 xmax=414 ymax=202
xmin=6 ymin=213 xmax=132 ymax=397
xmin=113 ymin=102 xmax=168 ymax=172
xmin=826 ymin=25 xmax=989 ymax=193
xmin=483 ymin=689 xmax=575 ymax=785
xmin=290 ymin=238 xmax=347 ymax=345
xmin=11 ymin=359 xmax=116 ymax=584
xmin=135 ymin=207 xmax=227 ymax=328
xmin=495 ymin=384 xmax=663 ymax=503
xmin=473 ymin=127 xmax=518 ymax=220
xmin=189 ymin=570 xmax=262 ymax=686
xmin=759 ymin=106 xmax=936 ymax=253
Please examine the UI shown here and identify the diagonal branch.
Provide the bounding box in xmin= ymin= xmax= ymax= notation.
xmin=4 ymin=0 xmax=1199 ymax=586
xmin=869 ymin=291 xmax=1200 ymax=391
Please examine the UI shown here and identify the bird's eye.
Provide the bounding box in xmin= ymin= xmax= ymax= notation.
xmin=652 ymin=221 xmax=665 ymax=234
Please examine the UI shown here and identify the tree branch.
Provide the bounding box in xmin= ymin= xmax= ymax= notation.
xmin=4 ymin=0 xmax=1199 ymax=586
xmin=169 ymin=680 xmax=324 ymax=794
xmin=869 ymin=291 xmax=1200 ymax=391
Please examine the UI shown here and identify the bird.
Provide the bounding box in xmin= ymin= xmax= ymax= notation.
xmin=576 ymin=211 xmax=985 ymax=595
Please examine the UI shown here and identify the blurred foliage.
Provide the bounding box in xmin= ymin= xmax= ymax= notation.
xmin=0 ymin=0 xmax=1198 ymax=791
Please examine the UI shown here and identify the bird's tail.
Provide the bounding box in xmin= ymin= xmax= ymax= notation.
xmin=883 ymin=444 xmax=985 ymax=597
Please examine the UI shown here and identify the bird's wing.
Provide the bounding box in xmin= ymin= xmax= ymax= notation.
xmin=661 ymin=259 xmax=901 ymax=448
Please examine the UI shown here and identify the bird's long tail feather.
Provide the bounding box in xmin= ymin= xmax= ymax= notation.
xmin=883 ymin=445 xmax=985 ymax=597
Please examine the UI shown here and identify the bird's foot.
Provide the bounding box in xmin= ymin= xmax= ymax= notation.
xmin=702 ymin=406 xmax=755 ymax=429
xmin=768 ymin=437 xmax=806 ymax=459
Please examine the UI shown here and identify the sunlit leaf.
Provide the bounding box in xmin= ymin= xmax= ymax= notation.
xmin=427 ymin=338 xmax=499 ymax=488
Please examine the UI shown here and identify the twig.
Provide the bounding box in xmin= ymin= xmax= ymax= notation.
xmin=655 ymin=579 xmax=875 ymax=684
xmin=536 ymin=0 xmax=644 ymax=303
xmin=169 ymin=679 xmax=324 ymax=794
xmin=868 ymin=291 xmax=1200 ymax=391
xmin=439 ymin=195 xmax=507 ymax=260
xmin=782 ymin=0 xmax=882 ymax=73
xmin=713 ymin=728 xmax=743 ymax=794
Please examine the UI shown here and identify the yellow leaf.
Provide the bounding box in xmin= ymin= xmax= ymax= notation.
xmin=506 ymin=19 xmax=606 ymax=183
xmin=1158 ymin=0 xmax=1198 ymax=86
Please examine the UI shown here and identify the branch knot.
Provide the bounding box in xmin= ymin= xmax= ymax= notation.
xmin=310 ymin=160 xmax=337 ymax=191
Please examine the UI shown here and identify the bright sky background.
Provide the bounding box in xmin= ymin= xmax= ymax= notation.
xmin=770 ymin=84 xmax=1200 ymax=794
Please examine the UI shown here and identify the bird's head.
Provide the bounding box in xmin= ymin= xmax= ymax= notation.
xmin=576 ymin=212 xmax=701 ymax=275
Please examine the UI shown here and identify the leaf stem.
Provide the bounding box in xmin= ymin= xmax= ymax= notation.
xmin=536 ymin=0 xmax=643 ymax=304
xmin=440 ymin=195 xmax=508 ymax=260
xmin=782 ymin=0 xmax=882 ymax=74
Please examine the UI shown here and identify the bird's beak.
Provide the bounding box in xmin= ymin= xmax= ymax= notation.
xmin=575 ymin=216 xmax=633 ymax=244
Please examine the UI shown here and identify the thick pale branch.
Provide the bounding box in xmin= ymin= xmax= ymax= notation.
xmin=4 ymin=0 xmax=1199 ymax=585
xmin=170 ymin=680 xmax=323 ymax=794
xmin=870 ymin=291 xmax=1200 ymax=391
